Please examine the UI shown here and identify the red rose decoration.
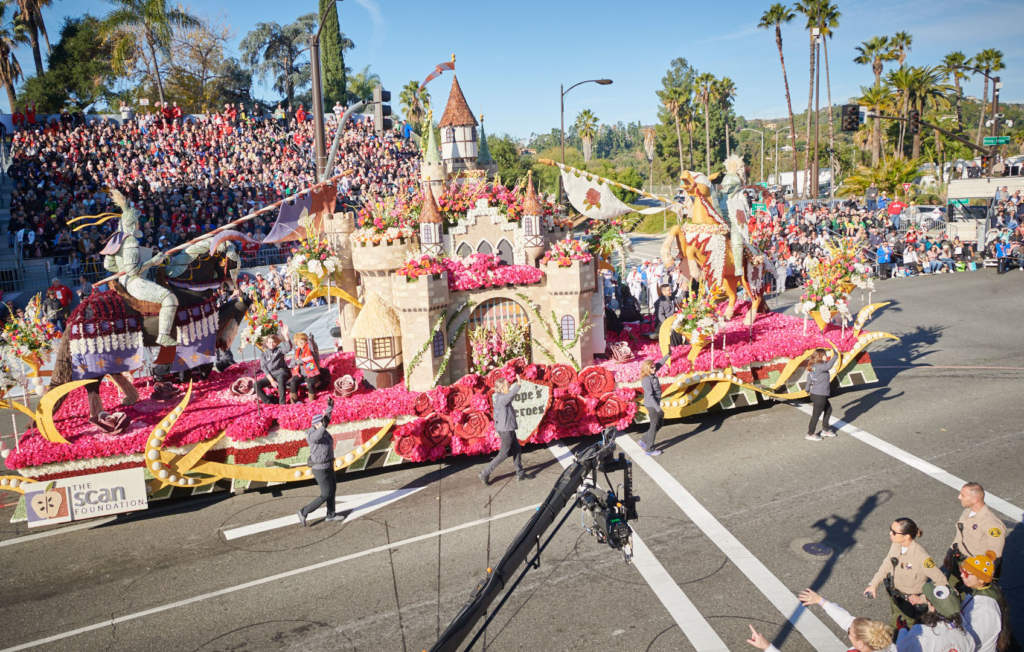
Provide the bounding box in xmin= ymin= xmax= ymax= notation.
xmin=549 ymin=364 xmax=577 ymax=388
xmin=485 ymin=367 xmax=509 ymax=388
xmin=509 ymin=357 xmax=527 ymax=375
xmin=578 ymin=366 xmax=615 ymax=397
xmin=394 ymin=435 xmax=418 ymax=458
xmin=422 ymin=414 xmax=454 ymax=448
xmin=595 ymin=391 xmax=627 ymax=426
xmin=456 ymin=410 xmax=489 ymax=441
xmin=552 ymin=396 xmax=582 ymax=426
xmin=447 ymin=384 xmax=473 ymax=412
xmin=413 ymin=393 xmax=434 ymax=418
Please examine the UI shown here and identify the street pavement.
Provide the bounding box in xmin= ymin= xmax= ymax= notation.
xmin=1 ymin=266 xmax=1023 ymax=652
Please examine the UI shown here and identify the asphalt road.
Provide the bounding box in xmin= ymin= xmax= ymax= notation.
xmin=1 ymin=268 xmax=1023 ymax=652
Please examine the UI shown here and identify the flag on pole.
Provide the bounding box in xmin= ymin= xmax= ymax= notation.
xmin=262 ymin=184 xmax=337 ymax=244
xmin=560 ymin=168 xmax=636 ymax=220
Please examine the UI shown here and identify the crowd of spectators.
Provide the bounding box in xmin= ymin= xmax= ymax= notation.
xmin=3 ymin=104 xmax=421 ymax=278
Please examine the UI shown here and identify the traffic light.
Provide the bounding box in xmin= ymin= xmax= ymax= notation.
xmin=840 ymin=104 xmax=859 ymax=132
xmin=980 ymin=155 xmax=991 ymax=176
xmin=908 ymin=109 xmax=920 ymax=135
xmin=372 ymin=86 xmax=392 ymax=134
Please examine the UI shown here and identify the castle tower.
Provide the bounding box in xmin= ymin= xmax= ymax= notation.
xmin=438 ymin=75 xmax=479 ymax=175
xmin=320 ymin=211 xmax=361 ymax=353
xmin=418 ymin=181 xmax=444 ymax=257
xmin=419 ymin=109 xmax=446 ymax=203
xmin=543 ymin=258 xmax=600 ymax=370
xmin=521 ymin=172 xmax=545 ymax=267
xmin=476 ymin=114 xmax=498 ymax=179
xmin=392 ymin=262 xmax=450 ymax=392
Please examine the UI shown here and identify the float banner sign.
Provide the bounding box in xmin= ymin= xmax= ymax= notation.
xmin=512 ymin=379 xmax=551 ymax=442
xmin=24 ymin=468 xmax=148 ymax=528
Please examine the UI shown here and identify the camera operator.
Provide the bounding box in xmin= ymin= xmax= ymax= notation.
xmin=944 ymin=483 xmax=1005 ymax=584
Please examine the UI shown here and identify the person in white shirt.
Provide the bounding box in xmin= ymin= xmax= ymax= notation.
xmin=900 ymin=581 xmax=976 ymax=652
xmin=958 ymin=551 xmax=1011 ymax=652
xmin=648 ymin=263 xmax=664 ymax=310
xmin=627 ymin=266 xmax=643 ymax=304
xmin=747 ymin=587 xmax=895 ymax=651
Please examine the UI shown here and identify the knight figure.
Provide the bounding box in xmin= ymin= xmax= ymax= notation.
xmin=717 ymin=155 xmax=751 ymax=278
xmin=105 ymin=189 xmax=180 ymax=347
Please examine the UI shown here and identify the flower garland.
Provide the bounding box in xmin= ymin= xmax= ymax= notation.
xmin=397 ymin=253 xmax=445 ymax=279
xmin=540 ymin=238 xmax=593 ymax=267
xmin=432 ymin=300 xmax=474 ymax=388
xmin=516 ymin=293 xmax=593 ymax=371
xmin=406 ymin=309 xmax=446 ymax=375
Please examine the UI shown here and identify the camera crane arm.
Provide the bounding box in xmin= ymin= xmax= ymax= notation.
xmin=429 ymin=438 xmax=624 ymax=652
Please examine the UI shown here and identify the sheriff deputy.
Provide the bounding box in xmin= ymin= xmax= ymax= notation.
xmin=864 ymin=517 xmax=948 ymax=630
xmin=944 ymin=482 xmax=1006 ymax=581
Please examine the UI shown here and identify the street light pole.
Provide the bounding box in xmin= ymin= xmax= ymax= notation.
xmin=309 ymin=0 xmax=343 ymax=180
xmin=559 ymin=78 xmax=613 ymax=166
xmin=741 ymin=128 xmax=764 ymax=183
xmin=774 ymin=126 xmax=791 ymax=185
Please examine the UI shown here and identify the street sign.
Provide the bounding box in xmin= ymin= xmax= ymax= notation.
xmin=902 ymin=183 xmax=911 ymax=192
xmin=982 ymin=136 xmax=1010 ymax=146
xmin=139 ymin=98 xmax=150 ymax=106
xmin=752 ymin=202 xmax=767 ymax=213
xmin=949 ymin=198 xmax=969 ymax=206
xmin=756 ymin=182 xmax=768 ymax=188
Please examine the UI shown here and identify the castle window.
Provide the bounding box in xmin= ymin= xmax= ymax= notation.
xmin=456 ymin=241 xmax=473 ymax=258
xmin=477 ymin=240 xmax=492 ymax=255
xmin=355 ymin=339 xmax=368 ymax=358
xmin=560 ymin=315 xmax=575 ymax=341
xmin=432 ymin=331 xmax=445 ymax=358
xmin=445 ymin=128 xmax=456 ymax=143
xmin=496 ymin=238 xmax=514 ymax=265
xmin=372 ymin=337 xmax=394 ymax=358
xmin=524 ymin=215 xmax=537 ymax=236
xmin=471 ymin=127 xmax=477 ymax=141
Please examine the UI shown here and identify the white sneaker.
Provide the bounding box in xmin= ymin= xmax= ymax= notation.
xmin=821 ymin=429 xmax=837 ymax=437
xmin=805 ymin=433 xmax=823 ymax=442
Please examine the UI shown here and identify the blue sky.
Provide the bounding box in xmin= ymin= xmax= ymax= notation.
xmin=17 ymin=0 xmax=1024 ymax=139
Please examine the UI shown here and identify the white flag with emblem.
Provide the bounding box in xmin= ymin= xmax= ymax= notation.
xmin=560 ymin=168 xmax=685 ymax=221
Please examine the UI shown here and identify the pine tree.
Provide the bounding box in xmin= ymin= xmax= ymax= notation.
xmin=318 ymin=0 xmax=349 ymax=109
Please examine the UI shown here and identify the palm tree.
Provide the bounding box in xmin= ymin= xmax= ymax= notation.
xmin=854 ymin=35 xmax=893 ymax=88
xmin=399 ymin=80 xmax=429 ymax=130
xmin=758 ymin=3 xmax=799 ymax=189
xmin=347 ymin=65 xmax=379 ymax=104
xmin=816 ymin=2 xmax=840 ymax=182
xmin=973 ymin=48 xmax=1004 ymax=145
xmin=794 ymin=0 xmax=818 ymax=197
xmin=240 ymin=15 xmax=316 ymax=109
xmin=890 ymin=31 xmax=913 ymax=66
xmin=695 ymin=72 xmax=716 ymax=175
xmin=940 ymin=52 xmax=971 ymax=134
xmin=661 ymin=91 xmax=684 ymax=173
xmin=103 ymin=0 xmax=201 ymax=106
xmin=0 ymin=0 xmax=27 ymax=111
xmin=15 ymin=0 xmax=45 ymax=76
xmin=886 ymin=65 xmax=914 ymax=157
xmin=714 ymin=76 xmax=736 ymax=157
xmin=837 ymin=156 xmax=920 ymax=197
xmin=681 ymin=95 xmax=697 ymax=169
xmin=858 ymin=84 xmax=891 ymax=167
xmin=907 ymin=66 xmax=952 ymax=160
xmin=574 ymin=109 xmax=598 ymax=163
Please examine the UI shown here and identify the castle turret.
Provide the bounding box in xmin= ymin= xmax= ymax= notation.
xmin=419 ymin=109 xmax=446 ymax=203
xmin=418 ymin=182 xmax=444 ymax=257
xmin=439 ymin=75 xmax=479 ymax=174
xmin=521 ymin=172 xmax=545 ymax=267
xmin=476 ymin=114 xmax=498 ymax=178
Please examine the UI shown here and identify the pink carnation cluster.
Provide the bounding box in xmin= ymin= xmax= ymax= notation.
xmin=444 ymin=253 xmax=544 ymax=291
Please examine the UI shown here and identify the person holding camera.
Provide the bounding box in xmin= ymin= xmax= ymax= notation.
xmin=296 ymin=398 xmax=342 ymax=526
xmin=479 ymin=376 xmax=529 ymax=485
xmin=864 ymin=517 xmax=948 ymax=631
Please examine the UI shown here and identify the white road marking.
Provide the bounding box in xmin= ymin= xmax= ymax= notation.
xmin=792 ymin=405 xmax=1024 ymax=523
xmin=221 ymin=488 xmax=424 ymax=540
xmin=547 ymin=442 xmax=728 ymax=651
xmin=0 ymin=517 xmax=117 ymax=548
xmin=0 ymin=504 xmax=541 ymax=652
xmin=615 ymin=435 xmax=846 ymax=652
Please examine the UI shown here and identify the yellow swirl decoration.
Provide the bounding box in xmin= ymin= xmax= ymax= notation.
xmin=0 ymin=475 xmax=38 ymax=495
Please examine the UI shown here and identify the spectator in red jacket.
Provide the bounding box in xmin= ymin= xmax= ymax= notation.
xmin=295 ymin=105 xmax=307 ymax=124
xmin=25 ymin=103 xmax=36 ymax=125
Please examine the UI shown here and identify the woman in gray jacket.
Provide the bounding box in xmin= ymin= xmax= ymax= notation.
xmin=639 ymin=353 xmax=671 ymax=455
xmin=480 ymin=377 xmax=529 ymax=485
xmin=805 ymin=349 xmax=838 ymax=441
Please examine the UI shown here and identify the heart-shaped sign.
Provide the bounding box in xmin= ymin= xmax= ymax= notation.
xmin=512 ymin=379 xmax=551 ymax=442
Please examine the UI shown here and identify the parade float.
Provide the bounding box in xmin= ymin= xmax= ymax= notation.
xmin=0 ymin=75 xmax=896 ymax=523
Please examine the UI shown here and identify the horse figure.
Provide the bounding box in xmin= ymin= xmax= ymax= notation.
xmin=49 ymin=244 xmax=251 ymax=426
xmin=660 ymin=170 xmax=767 ymax=325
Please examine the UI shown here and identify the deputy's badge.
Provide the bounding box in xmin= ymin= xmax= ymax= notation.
xmin=973 ymin=524 xmax=978 ymax=530
xmin=989 ymin=528 xmax=1002 ymax=538
xmin=923 ymin=558 xmax=935 ymax=569
xmin=906 ymin=563 xmax=913 ymax=570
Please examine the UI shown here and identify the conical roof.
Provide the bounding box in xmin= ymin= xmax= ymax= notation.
xmin=419 ymin=183 xmax=442 ymax=224
xmin=438 ymin=76 xmax=478 ymax=128
xmin=350 ymin=291 xmax=401 ymax=340
xmin=522 ymin=171 xmax=542 ymax=216
xmin=422 ymin=109 xmax=441 ymax=164
xmin=477 ymin=114 xmax=493 ymax=165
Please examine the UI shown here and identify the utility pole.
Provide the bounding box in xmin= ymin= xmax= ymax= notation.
xmin=812 ymin=25 xmax=821 ymax=202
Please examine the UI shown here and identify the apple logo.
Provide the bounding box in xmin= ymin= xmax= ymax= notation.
xmin=29 ymin=483 xmax=68 ymax=520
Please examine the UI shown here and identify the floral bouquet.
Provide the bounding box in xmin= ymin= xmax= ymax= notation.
xmin=239 ymin=295 xmax=283 ymax=351
xmin=797 ymin=244 xmax=855 ymax=327
xmin=355 ymin=193 xmax=417 ymax=244
xmin=437 ymin=178 xmax=487 ymax=221
xmin=469 ymin=322 xmax=528 ymax=375
xmin=540 ymin=238 xmax=593 ymax=267
xmin=286 ymin=216 xmax=343 ymax=280
xmin=0 ymin=353 xmax=21 ymax=398
xmin=397 ymin=253 xmax=445 ymax=280
xmin=0 ymin=296 xmax=59 ymax=361
xmin=671 ymin=287 xmax=720 ymax=343
xmin=584 ymin=216 xmax=637 ymax=274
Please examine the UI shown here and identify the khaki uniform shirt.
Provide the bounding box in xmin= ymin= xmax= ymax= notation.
xmin=870 ymin=540 xmax=947 ymax=595
xmin=951 ymin=505 xmax=1005 ymax=559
